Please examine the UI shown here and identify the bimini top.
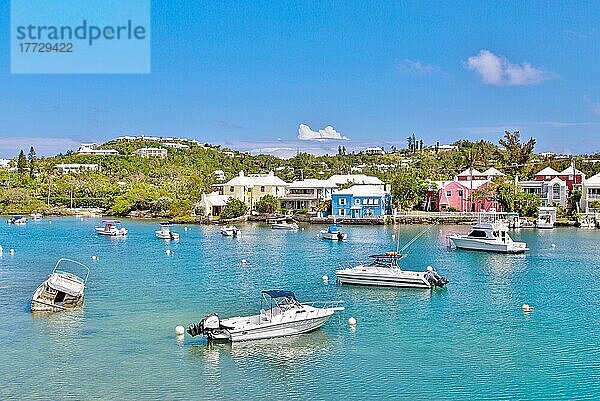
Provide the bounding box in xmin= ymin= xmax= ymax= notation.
xmin=369 ymin=252 xmax=403 ymax=259
xmin=261 ymin=290 xmax=296 ymax=299
xmin=102 ymin=219 xmax=121 ymax=223
xmin=159 ymin=222 xmax=173 ymax=226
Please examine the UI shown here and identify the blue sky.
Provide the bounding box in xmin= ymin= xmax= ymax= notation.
xmin=1 ymin=1 xmax=599 ymax=157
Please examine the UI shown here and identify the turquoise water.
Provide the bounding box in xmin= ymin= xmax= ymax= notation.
xmin=1 ymin=217 xmax=599 ymax=400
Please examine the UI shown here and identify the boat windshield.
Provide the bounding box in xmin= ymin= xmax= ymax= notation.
xmin=368 ymin=254 xmax=404 ymax=268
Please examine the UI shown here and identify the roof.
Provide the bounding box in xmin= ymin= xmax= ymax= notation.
xmin=560 ymin=165 xmax=584 ymax=176
xmin=224 ymin=171 xmax=288 ymax=187
xmin=326 ymin=174 xmax=383 ymax=186
xmin=536 ymin=166 xmax=560 ymax=176
xmin=202 ymin=192 xmax=231 ymax=207
xmin=585 ymin=173 xmax=600 ymax=185
xmin=288 ymin=179 xmax=336 ymax=189
xmin=333 ymin=184 xmax=389 ymax=197
xmin=262 ymin=290 xmax=296 ymax=299
xmin=457 ymin=168 xmax=482 ymax=176
xmin=481 ymin=167 xmax=505 ymax=176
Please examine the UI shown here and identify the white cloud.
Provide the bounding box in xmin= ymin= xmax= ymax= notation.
xmin=396 ymin=59 xmax=440 ymax=75
xmin=297 ymin=124 xmax=349 ymax=141
xmin=466 ymin=50 xmax=554 ymax=86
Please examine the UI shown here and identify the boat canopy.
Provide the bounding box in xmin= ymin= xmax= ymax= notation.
xmin=327 ymin=224 xmax=340 ymax=233
xmin=159 ymin=222 xmax=173 ymax=226
xmin=261 ymin=290 xmax=296 ymax=299
xmin=102 ymin=219 xmax=121 ymax=223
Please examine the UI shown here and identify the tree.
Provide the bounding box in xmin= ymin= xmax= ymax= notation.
xmin=390 ymin=173 xmax=429 ymax=210
xmin=499 ymin=130 xmax=536 ymax=168
xmin=254 ymin=194 xmax=279 ymax=213
xmin=17 ymin=150 xmax=27 ymax=176
xmin=220 ymin=198 xmax=248 ymax=219
xmin=28 ymin=146 xmax=37 ymax=178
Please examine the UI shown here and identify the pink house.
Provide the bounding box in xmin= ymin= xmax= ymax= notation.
xmin=432 ymin=168 xmax=504 ymax=212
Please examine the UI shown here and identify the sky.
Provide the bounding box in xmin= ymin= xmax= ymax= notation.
xmin=1 ymin=1 xmax=599 ymax=158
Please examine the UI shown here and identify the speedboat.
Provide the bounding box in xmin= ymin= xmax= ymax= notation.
xmin=336 ymin=252 xmax=448 ymax=289
xmin=31 ymin=258 xmax=89 ymax=312
xmin=579 ymin=217 xmax=596 ymax=229
xmin=220 ymin=225 xmax=239 ymax=236
xmin=30 ymin=213 xmax=43 ymax=220
xmin=7 ymin=215 xmax=27 ymax=224
xmin=95 ymin=219 xmax=128 ymax=236
xmin=271 ymin=219 xmax=299 ymax=230
xmin=187 ymin=290 xmax=344 ymax=342
xmin=536 ymin=207 xmax=556 ymax=229
xmin=448 ymin=212 xmax=528 ymax=253
xmin=321 ymin=224 xmax=347 ymax=241
xmin=156 ymin=222 xmax=180 ymax=240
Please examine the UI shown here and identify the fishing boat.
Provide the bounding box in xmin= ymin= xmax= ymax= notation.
xmin=95 ymin=219 xmax=128 ymax=236
xmin=579 ymin=217 xmax=596 ymax=229
xmin=448 ymin=212 xmax=528 ymax=253
xmin=155 ymin=222 xmax=180 ymax=240
xmin=270 ymin=218 xmax=299 ymax=230
xmin=31 ymin=258 xmax=89 ymax=312
xmin=220 ymin=225 xmax=239 ymax=236
xmin=536 ymin=207 xmax=556 ymax=229
xmin=30 ymin=213 xmax=43 ymax=220
xmin=187 ymin=290 xmax=344 ymax=342
xmin=7 ymin=215 xmax=27 ymax=224
xmin=336 ymin=229 xmax=448 ymax=289
xmin=321 ymin=224 xmax=347 ymax=241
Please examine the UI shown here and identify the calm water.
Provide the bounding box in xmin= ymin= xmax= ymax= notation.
xmin=1 ymin=217 xmax=599 ymax=400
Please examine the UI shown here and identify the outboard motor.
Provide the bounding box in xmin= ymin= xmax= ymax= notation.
xmin=425 ymin=266 xmax=449 ymax=288
xmin=187 ymin=313 xmax=221 ymax=337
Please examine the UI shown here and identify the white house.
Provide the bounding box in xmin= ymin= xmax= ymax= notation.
xmin=135 ymin=147 xmax=168 ymax=158
xmin=216 ymin=171 xmax=288 ymax=210
xmin=582 ymin=173 xmax=600 ymax=213
xmin=77 ymin=144 xmax=118 ymax=156
xmin=213 ymin=170 xmax=226 ymax=181
xmin=161 ymin=142 xmax=189 ymax=149
xmin=199 ymin=192 xmax=232 ymax=218
xmin=364 ymin=147 xmax=385 ymax=155
xmin=325 ymin=174 xmax=384 ymax=188
xmin=280 ymin=179 xmax=337 ymax=211
xmin=0 ymin=159 xmax=12 ymax=169
xmin=55 ymin=163 xmax=100 ymax=174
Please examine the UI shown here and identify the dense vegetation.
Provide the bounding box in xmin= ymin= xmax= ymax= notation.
xmin=1 ymin=131 xmax=598 ymax=219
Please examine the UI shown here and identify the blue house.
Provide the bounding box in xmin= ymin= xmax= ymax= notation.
xmin=331 ymin=185 xmax=392 ymax=218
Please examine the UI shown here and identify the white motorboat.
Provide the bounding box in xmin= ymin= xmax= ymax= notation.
xmin=336 ymin=252 xmax=448 ymax=289
xmin=320 ymin=224 xmax=347 ymax=241
xmin=7 ymin=215 xmax=27 ymax=224
xmin=95 ymin=219 xmax=128 ymax=236
xmin=507 ymin=213 xmax=521 ymax=229
xmin=536 ymin=207 xmax=556 ymax=229
xmin=31 ymin=258 xmax=89 ymax=312
xmin=30 ymin=213 xmax=43 ymax=220
xmin=220 ymin=225 xmax=239 ymax=236
xmin=448 ymin=212 xmax=528 ymax=253
xmin=156 ymin=222 xmax=180 ymax=240
xmin=579 ymin=217 xmax=596 ymax=229
xmin=187 ymin=290 xmax=344 ymax=342
xmin=271 ymin=219 xmax=299 ymax=230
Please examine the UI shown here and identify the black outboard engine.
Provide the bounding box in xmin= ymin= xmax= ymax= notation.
xmin=425 ymin=267 xmax=449 ymax=288
xmin=187 ymin=313 xmax=221 ymax=337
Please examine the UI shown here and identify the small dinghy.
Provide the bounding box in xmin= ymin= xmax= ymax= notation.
xmin=7 ymin=215 xmax=27 ymax=224
xmin=95 ymin=220 xmax=128 ymax=236
xmin=270 ymin=218 xmax=299 ymax=230
xmin=187 ymin=290 xmax=344 ymax=342
xmin=220 ymin=225 xmax=239 ymax=236
xmin=156 ymin=222 xmax=180 ymax=240
xmin=31 ymin=258 xmax=89 ymax=312
xmin=30 ymin=213 xmax=43 ymax=220
xmin=321 ymin=224 xmax=347 ymax=241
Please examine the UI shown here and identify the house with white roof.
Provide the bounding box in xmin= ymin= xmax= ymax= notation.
xmin=326 ymin=174 xmax=384 ymax=188
xmin=364 ymin=147 xmax=385 ymax=155
xmin=280 ymin=179 xmax=337 ymax=211
xmin=517 ymin=163 xmax=585 ymax=207
xmin=213 ymin=170 xmax=225 ymax=181
xmin=331 ymin=185 xmax=391 ymax=218
xmin=216 ymin=171 xmax=288 ymax=210
xmin=0 ymin=159 xmax=12 ymax=169
xmin=582 ymin=173 xmax=600 ymax=213
xmin=198 ymin=192 xmax=232 ymax=218
xmin=77 ymin=144 xmax=119 ymax=156
xmin=55 ymin=163 xmax=100 ymax=174
xmin=135 ymin=147 xmax=168 ymax=158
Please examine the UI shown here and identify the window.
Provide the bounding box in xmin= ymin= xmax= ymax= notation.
xmin=229 ymin=186 xmax=234 ymax=193
xmin=552 ymin=183 xmax=560 ymax=199
xmin=355 ymin=199 xmax=361 ymax=205
xmin=458 ymin=190 xmax=464 ymax=197
xmin=261 ymin=186 xmax=265 ymax=192
xmin=374 ymin=199 xmax=379 ymax=205
xmin=446 ymin=191 xmax=452 ymax=197
xmin=339 ymin=198 xmax=346 ymax=206
xmin=339 ymin=209 xmax=346 ymax=216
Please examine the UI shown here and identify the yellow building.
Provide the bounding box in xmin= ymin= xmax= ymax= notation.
xmin=215 ymin=171 xmax=288 ymax=210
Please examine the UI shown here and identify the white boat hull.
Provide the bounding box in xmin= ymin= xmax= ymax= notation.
xmin=217 ymin=314 xmax=333 ymax=342
xmin=448 ymin=236 xmax=528 ymax=253
xmin=272 ymin=223 xmax=299 ymax=230
xmin=96 ymin=227 xmax=128 ymax=236
xmin=321 ymin=232 xmax=347 ymax=241
xmin=156 ymin=231 xmax=179 ymax=240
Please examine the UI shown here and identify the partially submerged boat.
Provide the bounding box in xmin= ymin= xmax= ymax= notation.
xmin=187 ymin=290 xmax=344 ymax=342
xmin=448 ymin=212 xmax=528 ymax=253
xmin=321 ymin=224 xmax=347 ymax=241
xmin=156 ymin=222 xmax=180 ymax=240
xmin=31 ymin=258 xmax=89 ymax=312
xmin=95 ymin=220 xmax=128 ymax=236
xmin=7 ymin=215 xmax=27 ymax=224
xmin=220 ymin=225 xmax=239 ymax=236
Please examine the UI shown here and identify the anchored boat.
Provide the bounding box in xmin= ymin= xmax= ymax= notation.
xmin=536 ymin=207 xmax=556 ymax=229
xmin=321 ymin=224 xmax=347 ymax=241
xmin=220 ymin=225 xmax=239 ymax=236
xmin=187 ymin=290 xmax=344 ymax=342
xmin=31 ymin=258 xmax=89 ymax=312
xmin=156 ymin=222 xmax=180 ymax=240
xmin=95 ymin=220 xmax=128 ymax=236
xmin=7 ymin=215 xmax=27 ymax=224
xmin=270 ymin=218 xmax=299 ymax=230
xmin=448 ymin=212 xmax=528 ymax=253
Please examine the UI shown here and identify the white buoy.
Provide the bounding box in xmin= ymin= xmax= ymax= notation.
xmin=166 ymin=249 xmax=172 ymax=255
xmin=322 ymin=275 xmax=329 ymax=282
xmin=348 ymin=317 xmax=357 ymax=326
xmin=522 ymin=303 xmax=535 ymax=312
xmin=0 ymin=245 xmax=3 ymax=256
xmin=551 ymin=244 xmax=556 ymax=248
xmin=49 ymin=220 xmax=52 ymax=224
xmin=241 ymin=259 xmax=247 ymax=265
xmin=91 ymin=255 xmax=97 ymax=260
xmin=184 ymin=227 xmax=188 ymax=231
xmin=9 ymin=248 xmax=15 ymax=255
xmin=392 ymin=234 xmax=395 ymax=239
xmin=80 ymin=217 xmax=84 ymax=221
xmin=175 ymin=325 xmax=185 ymax=336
